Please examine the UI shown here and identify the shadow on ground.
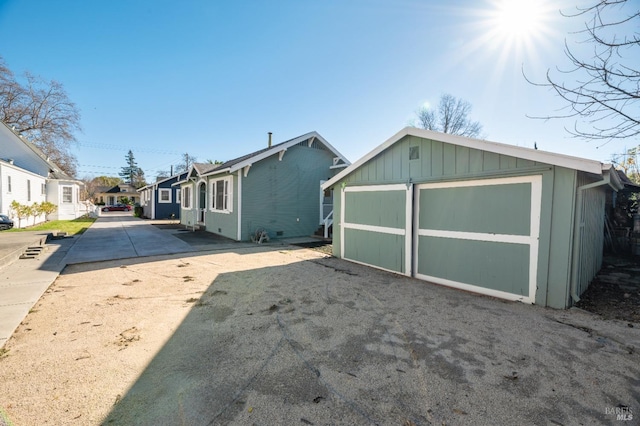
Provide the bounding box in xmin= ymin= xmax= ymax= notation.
xmin=102 ymin=253 xmax=639 ymax=425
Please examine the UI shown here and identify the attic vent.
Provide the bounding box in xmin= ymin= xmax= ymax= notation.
xmin=409 ymin=146 xmax=420 ymax=160
xmin=295 ymin=140 xmax=324 ymax=150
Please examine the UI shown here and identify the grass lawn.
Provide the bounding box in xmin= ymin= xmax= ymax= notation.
xmin=5 ymin=216 xmax=96 ymax=236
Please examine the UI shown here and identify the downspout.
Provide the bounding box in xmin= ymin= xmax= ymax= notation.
xmin=570 ymin=173 xmax=611 ymax=304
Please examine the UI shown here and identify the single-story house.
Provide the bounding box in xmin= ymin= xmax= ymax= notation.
xmin=94 ymin=183 xmax=139 ymax=206
xmin=0 ymin=120 xmax=85 ymax=227
xmin=321 ymin=127 xmax=624 ymax=309
xmin=138 ymin=172 xmax=187 ymax=219
xmin=176 ymin=132 xmax=349 ymax=241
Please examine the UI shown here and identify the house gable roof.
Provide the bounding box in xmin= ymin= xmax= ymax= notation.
xmin=197 ymin=131 xmax=349 ymax=178
xmin=137 ymin=172 xmax=188 ymax=192
xmin=322 ymin=127 xmax=608 ymax=190
xmin=0 ymin=120 xmax=73 ymax=180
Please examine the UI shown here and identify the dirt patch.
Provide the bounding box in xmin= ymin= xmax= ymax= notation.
xmin=291 ymin=241 xmax=333 ymax=256
xmin=577 ymin=255 xmax=640 ymax=324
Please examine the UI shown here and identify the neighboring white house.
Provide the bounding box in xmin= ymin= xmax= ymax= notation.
xmin=0 ymin=158 xmax=48 ymax=227
xmin=0 ymin=120 xmax=85 ymax=227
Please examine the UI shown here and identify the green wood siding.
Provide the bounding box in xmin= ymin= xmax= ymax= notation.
xmin=575 ymin=172 xmax=606 ymax=297
xmin=541 ymin=167 xmax=576 ymax=308
xmin=241 ymin=144 xmax=334 ymax=241
xmin=204 ymin=175 xmax=238 ymax=240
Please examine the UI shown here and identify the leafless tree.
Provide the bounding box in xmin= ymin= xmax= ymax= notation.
xmin=175 ymin=153 xmax=197 ymax=173
xmin=415 ymin=94 xmax=483 ymax=138
xmin=0 ymin=56 xmax=81 ymax=176
xmin=527 ymin=0 xmax=639 ymax=141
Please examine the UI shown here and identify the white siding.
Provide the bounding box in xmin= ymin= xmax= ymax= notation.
xmin=0 ymin=163 xmax=47 ymax=228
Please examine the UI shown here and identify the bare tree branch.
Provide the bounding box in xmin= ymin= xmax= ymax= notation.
xmin=0 ymin=56 xmax=81 ymax=176
xmin=526 ymin=0 xmax=639 ymax=141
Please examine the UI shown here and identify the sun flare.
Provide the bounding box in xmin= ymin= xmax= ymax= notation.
xmin=491 ymin=0 xmax=546 ymax=41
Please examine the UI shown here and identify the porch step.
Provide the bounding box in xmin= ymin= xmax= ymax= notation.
xmin=19 ymin=246 xmax=45 ymax=260
xmin=314 ymin=225 xmax=333 ymax=240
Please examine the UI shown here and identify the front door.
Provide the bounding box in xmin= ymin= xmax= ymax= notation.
xmin=198 ymin=182 xmax=206 ymax=223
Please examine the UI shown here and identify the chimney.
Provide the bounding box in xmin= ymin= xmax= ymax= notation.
xmin=268 ymin=132 xmax=272 ymax=148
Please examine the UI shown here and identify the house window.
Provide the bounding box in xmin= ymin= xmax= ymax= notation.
xmin=159 ymin=188 xmax=171 ymax=203
xmin=7 ymin=176 xmax=11 ymax=193
xmin=176 ymin=188 xmax=181 ymax=204
xmin=210 ymin=176 xmax=233 ymax=213
xmin=41 ymin=183 xmax=46 ymax=195
xmin=27 ymin=180 xmax=31 ymax=201
xmin=182 ymin=186 xmax=192 ymax=209
xmin=409 ymin=146 xmax=420 ymax=160
xmin=62 ymin=187 xmax=73 ymax=203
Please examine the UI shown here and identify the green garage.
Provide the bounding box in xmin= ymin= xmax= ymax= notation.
xmin=323 ymin=127 xmax=623 ymax=308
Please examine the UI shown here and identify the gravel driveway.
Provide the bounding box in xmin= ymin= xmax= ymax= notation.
xmin=0 ymin=244 xmax=638 ymax=425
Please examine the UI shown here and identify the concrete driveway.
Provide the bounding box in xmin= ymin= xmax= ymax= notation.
xmin=62 ymin=213 xmax=197 ymax=264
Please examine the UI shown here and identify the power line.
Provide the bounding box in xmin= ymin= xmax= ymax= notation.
xmin=78 ymin=142 xmax=181 ymax=155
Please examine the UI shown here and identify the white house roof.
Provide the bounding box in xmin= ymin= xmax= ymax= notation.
xmin=322 ymin=127 xmax=610 ymax=190
xmin=0 ymin=120 xmax=73 ymax=180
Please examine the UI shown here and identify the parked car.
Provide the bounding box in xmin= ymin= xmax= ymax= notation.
xmin=102 ymin=204 xmax=132 ymax=212
xmin=0 ymin=214 xmax=14 ymax=230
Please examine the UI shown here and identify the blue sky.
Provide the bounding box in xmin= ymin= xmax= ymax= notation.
xmin=0 ymin=0 xmax=635 ymax=180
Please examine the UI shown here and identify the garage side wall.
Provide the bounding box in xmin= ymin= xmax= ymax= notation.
xmin=574 ymin=172 xmax=607 ymax=298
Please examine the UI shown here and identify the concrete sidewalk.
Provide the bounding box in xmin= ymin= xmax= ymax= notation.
xmin=0 ymin=235 xmax=74 ymax=348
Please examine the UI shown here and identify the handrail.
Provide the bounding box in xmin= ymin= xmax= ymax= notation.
xmin=323 ymin=210 xmax=333 ymax=239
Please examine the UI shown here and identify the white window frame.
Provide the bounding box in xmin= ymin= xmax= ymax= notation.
xmin=7 ymin=175 xmax=11 ymax=193
xmin=159 ymin=188 xmax=172 ymax=203
xmin=62 ymin=186 xmax=73 ymax=203
xmin=27 ymin=179 xmax=31 ymax=201
xmin=41 ymin=183 xmax=46 ymax=195
xmin=209 ymin=176 xmax=233 ymax=213
xmin=176 ymin=188 xmax=181 ymax=205
xmin=182 ymin=185 xmax=193 ymax=209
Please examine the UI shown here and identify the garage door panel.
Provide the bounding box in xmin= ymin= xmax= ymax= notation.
xmin=344 ymin=228 xmax=405 ymax=273
xmin=415 ymin=176 xmax=541 ymax=304
xmin=417 ymin=236 xmax=530 ymax=296
xmin=345 ymin=191 xmax=406 ymax=228
xmin=419 ymin=183 xmax=531 ymax=236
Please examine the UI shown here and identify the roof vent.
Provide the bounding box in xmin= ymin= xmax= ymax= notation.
xmin=268 ymin=132 xmax=272 ymax=148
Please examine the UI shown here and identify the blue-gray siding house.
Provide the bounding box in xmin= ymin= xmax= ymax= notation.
xmin=138 ymin=172 xmax=187 ymax=220
xmin=177 ymin=132 xmax=349 ymax=241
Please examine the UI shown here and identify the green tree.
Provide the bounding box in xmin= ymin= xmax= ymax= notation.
xmin=119 ymin=150 xmax=146 ymax=188
xmin=37 ymin=201 xmax=58 ymax=221
xmin=9 ymin=200 xmax=30 ymax=228
xmin=414 ymin=94 xmax=483 ymax=138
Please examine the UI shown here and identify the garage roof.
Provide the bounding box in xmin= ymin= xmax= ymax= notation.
xmin=322 ymin=127 xmax=610 ymax=190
